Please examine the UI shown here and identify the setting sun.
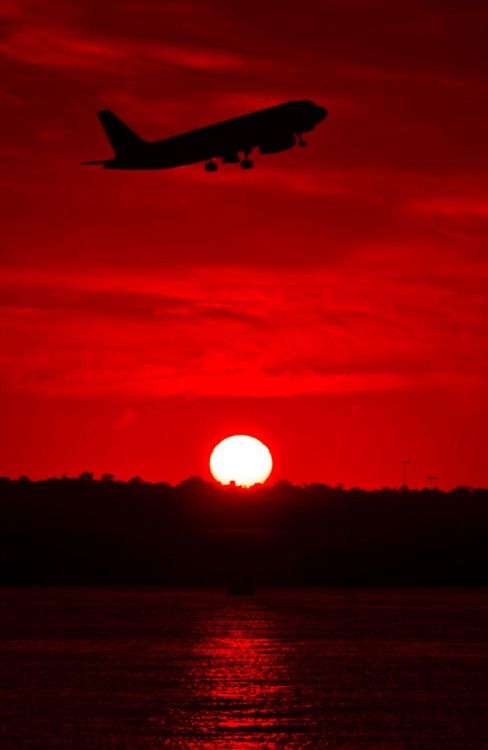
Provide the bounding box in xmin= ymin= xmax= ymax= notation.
xmin=209 ymin=435 xmax=273 ymax=487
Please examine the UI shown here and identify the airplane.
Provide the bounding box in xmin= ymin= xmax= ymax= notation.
xmin=84 ymin=100 xmax=327 ymax=172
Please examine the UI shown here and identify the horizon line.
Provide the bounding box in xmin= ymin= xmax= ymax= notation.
xmin=1 ymin=474 xmax=485 ymax=493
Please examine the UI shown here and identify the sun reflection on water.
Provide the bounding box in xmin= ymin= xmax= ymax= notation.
xmin=161 ymin=601 xmax=318 ymax=749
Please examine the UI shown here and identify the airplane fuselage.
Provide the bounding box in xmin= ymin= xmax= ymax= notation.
xmin=88 ymin=100 xmax=327 ymax=171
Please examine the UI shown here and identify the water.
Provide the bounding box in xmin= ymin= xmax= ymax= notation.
xmin=0 ymin=588 xmax=487 ymax=749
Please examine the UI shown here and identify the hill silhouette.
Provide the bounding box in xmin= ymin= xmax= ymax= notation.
xmin=0 ymin=477 xmax=486 ymax=586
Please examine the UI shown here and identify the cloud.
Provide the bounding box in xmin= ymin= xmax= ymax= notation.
xmin=0 ymin=25 xmax=246 ymax=73
xmin=0 ymin=0 xmax=487 ymax=401
xmin=1 ymin=262 xmax=486 ymax=398
xmin=406 ymin=196 xmax=488 ymax=217
xmin=0 ymin=27 xmax=121 ymax=69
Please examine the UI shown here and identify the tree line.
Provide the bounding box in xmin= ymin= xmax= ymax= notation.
xmin=0 ymin=476 xmax=486 ymax=586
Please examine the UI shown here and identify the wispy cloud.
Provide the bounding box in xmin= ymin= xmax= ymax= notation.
xmin=1 ymin=263 xmax=485 ymax=397
xmin=0 ymin=25 xmax=246 ymax=73
xmin=406 ymin=195 xmax=488 ymax=217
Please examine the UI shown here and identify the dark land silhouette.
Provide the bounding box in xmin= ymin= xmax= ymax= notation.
xmin=84 ymin=100 xmax=327 ymax=171
xmin=0 ymin=476 xmax=486 ymax=586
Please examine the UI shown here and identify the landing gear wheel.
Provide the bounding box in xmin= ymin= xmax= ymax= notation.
xmin=240 ymin=158 xmax=254 ymax=169
xmin=205 ymin=160 xmax=218 ymax=172
xmin=297 ymin=134 xmax=307 ymax=147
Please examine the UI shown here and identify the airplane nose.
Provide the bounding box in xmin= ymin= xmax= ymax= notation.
xmin=315 ymin=105 xmax=327 ymax=122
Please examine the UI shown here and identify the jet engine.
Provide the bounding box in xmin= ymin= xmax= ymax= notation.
xmin=258 ymin=133 xmax=295 ymax=154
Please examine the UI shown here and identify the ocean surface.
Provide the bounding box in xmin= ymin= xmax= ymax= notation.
xmin=0 ymin=588 xmax=487 ymax=749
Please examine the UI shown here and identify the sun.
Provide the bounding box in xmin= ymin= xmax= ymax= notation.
xmin=209 ymin=435 xmax=273 ymax=488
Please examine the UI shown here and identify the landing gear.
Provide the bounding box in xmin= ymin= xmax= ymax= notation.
xmin=240 ymin=148 xmax=254 ymax=170
xmin=204 ymin=159 xmax=218 ymax=172
xmin=297 ymin=133 xmax=307 ymax=147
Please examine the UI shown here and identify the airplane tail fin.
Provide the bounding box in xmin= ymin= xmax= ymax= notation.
xmin=97 ymin=110 xmax=145 ymax=154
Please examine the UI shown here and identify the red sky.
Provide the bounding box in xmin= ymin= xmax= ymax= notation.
xmin=1 ymin=0 xmax=487 ymax=488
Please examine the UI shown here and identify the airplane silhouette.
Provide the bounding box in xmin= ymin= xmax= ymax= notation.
xmin=84 ymin=100 xmax=327 ymax=172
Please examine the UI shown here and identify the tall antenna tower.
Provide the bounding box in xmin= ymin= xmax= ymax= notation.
xmin=426 ymin=475 xmax=437 ymax=489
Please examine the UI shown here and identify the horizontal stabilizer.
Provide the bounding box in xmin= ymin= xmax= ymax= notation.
xmin=82 ymin=160 xmax=108 ymax=165
xmin=97 ymin=109 xmax=145 ymax=155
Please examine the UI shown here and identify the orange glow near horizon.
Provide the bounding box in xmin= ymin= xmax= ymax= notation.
xmin=209 ymin=435 xmax=273 ymax=487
